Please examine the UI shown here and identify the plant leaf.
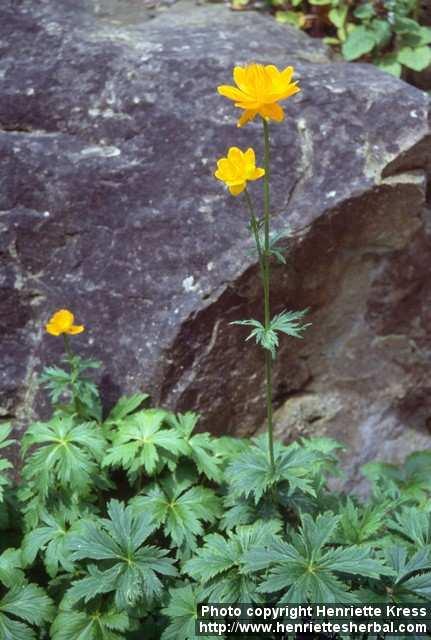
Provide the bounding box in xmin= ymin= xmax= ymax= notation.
xmin=342 ymin=26 xmax=376 ymax=60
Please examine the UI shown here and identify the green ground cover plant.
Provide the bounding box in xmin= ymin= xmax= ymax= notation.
xmin=2 ymin=348 xmax=431 ymax=639
xmin=2 ymin=63 xmax=431 ymax=639
xmin=232 ymin=0 xmax=431 ymax=78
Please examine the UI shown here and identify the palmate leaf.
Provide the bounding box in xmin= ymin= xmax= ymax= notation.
xmin=334 ymin=497 xmax=392 ymax=546
xmin=0 ymin=583 xmax=54 ymax=640
xmin=0 ymin=425 xmax=14 ymax=452
xmin=102 ymin=410 xmax=188 ymax=481
xmin=0 ymin=425 xmax=14 ymax=504
xmin=252 ymin=228 xmax=295 ymax=265
xmin=226 ymin=436 xmax=318 ymax=505
xmin=386 ymin=546 xmax=431 ymax=584
xmin=402 ymin=571 xmax=431 ymax=599
xmin=0 ymin=549 xmax=25 ymax=589
xmin=65 ymin=565 xmax=120 ymax=605
xmin=184 ymin=522 xmax=281 ymax=603
xmin=231 ymin=309 xmax=309 ymax=359
xmin=243 ymin=513 xmax=391 ymax=603
xmin=41 ymin=357 xmax=100 ymax=393
xmin=301 ymin=437 xmax=344 ymax=487
xmin=185 ymin=534 xmax=237 ymax=583
xmin=301 ymin=435 xmax=344 ymax=460
xmin=106 ymin=394 xmax=149 ymax=425
xmin=165 ymin=413 xmax=222 ymax=482
xmin=225 ymin=439 xmax=278 ymax=504
xmin=181 ymin=432 xmax=221 ymax=482
xmin=387 ymin=507 xmax=431 ymax=547
xmin=103 ymin=394 xmax=149 ymax=438
xmin=270 ymin=309 xmax=310 ymax=339
xmin=320 ymin=545 xmax=392 ymax=578
xmin=362 ymin=451 xmax=431 ymax=504
xmin=41 ymin=357 xmax=102 ymax=421
xmin=259 ymin=561 xmax=358 ymax=604
xmin=161 ymin=584 xmax=212 ymax=640
xmin=51 ymin=607 xmax=130 ymax=640
xmin=131 ymin=470 xmax=222 ymax=550
xmin=268 ymin=230 xmax=289 ymax=264
xmin=40 ymin=367 xmax=72 ymax=403
xmin=0 ymin=616 xmax=35 ymax=640
xmin=68 ymin=500 xmax=178 ymax=609
xmin=212 ymin=436 xmax=251 ymax=464
xmin=0 ymin=462 xmax=12 ymax=506
xmin=220 ymin=492 xmax=282 ymax=532
xmin=362 ymin=545 xmax=431 ymax=603
xmin=18 ymin=485 xmax=103 ymax=535
xmin=21 ymin=511 xmax=77 ymax=577
xmin=21 ymin=415 xmax=107 ymax=498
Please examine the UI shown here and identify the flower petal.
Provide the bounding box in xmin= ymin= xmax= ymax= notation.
xmin=277 ymin=82 xmax=301 ymax=101
xmin=229 ymin=183 xmax=245 ymax=196
xmin=227 ymin=146 xmax=244 ymax=164
xmin=215 ymin=157 xmax=238 ymax=181
xmin=233 ymin=66 xmax=249 ymax=92
xmin=53 ymin=309 xmax=74 ymax=331
xmin=259 ymin=102 xmax=285 ymax=122
xmin=217 ymin=85 xmax=247 ymax=102
xmin=237 ymin=109 xmax=257 ymax=128
xmin=216 ymin=158 xmax=231 ymax=174
xmin=67 ymin=325 xmax=85 ymax=335
xmin=250 ymin=167 xmax=265 ymax=181
xmin=281 ymin=66 xmax=294 ymax=83
xmin=234 ymin=100 xmax=262 ymax=109
xmin=265 ymin=64 xmax=281 ymax=79
xmin=244 ymin=148 xmax=256 ymax=165
xmin=45 ymin=322 xmax=61 ymax=336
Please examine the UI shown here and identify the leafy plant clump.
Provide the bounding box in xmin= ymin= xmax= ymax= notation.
xmin=2 ymin=346 xmax=431 ymax=639
xmin=234 ymin=0 xmax=431 ymax=78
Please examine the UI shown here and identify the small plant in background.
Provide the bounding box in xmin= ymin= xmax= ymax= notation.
xmin=234 ymin=0 xmax=431 ymax=78
xmin=43 ymin=309 xmax=102 ymax=421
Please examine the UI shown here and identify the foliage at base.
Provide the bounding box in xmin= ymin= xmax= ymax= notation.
xmin=2 ymin=358 xmax=431 ymax=639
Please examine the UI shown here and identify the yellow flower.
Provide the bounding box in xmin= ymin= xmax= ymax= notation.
xmin=214 ymin=147 xmax=265 ymax=196
xmin=45 ymin=309 xmax=85 ymax=336
xmin=217 ymin=63 xmax=300 ymax=127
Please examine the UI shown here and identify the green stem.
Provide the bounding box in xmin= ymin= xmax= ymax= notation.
xmin=244 ymin=189 xmax=264 ymax=282
xmin=63 ymin=335 xmax=79 ymax=415
xmin=262 ymin=117 xmax=275 ymax=473
xmin=63 ymin=334 xmax=73 ymax=361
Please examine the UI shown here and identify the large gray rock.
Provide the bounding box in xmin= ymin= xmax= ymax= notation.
xmin=1 ymin=0 xmax=431 ymax=484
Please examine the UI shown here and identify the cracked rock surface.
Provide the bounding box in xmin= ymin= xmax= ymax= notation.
xmin=1 ymin=0 xmax=431 ymax=483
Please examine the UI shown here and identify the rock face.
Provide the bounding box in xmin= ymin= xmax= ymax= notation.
xmin=1 ymin=0 xmax=431 ymax=485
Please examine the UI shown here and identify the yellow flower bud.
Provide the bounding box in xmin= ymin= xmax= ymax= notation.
xmin=45 ymin=309 xmax=85 ymax=336
xmin=214 ymin=147 xmax=265 ymax=196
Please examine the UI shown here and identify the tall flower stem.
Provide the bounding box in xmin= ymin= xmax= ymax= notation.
xmin=62 ymin=334 xmax=73 ymax=362
xmin=244 ymin=182 xmax=275 ymax=474
xmin=244 ymin=189 xmax=264 ymax=281
xmin=63 ymin=335 xmax=79 ymax=415
xmin=262 ymin=118 xmax=275 ymax=472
